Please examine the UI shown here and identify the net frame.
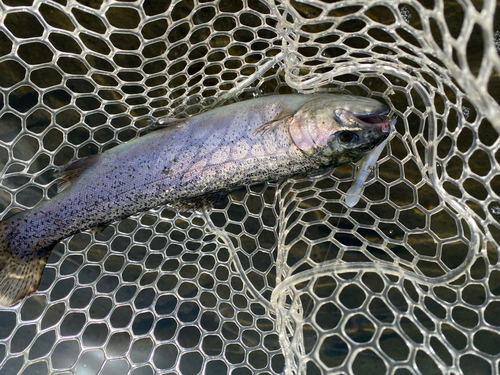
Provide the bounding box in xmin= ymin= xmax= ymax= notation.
xmin=0 ymin=0 xmax=499 ymax=374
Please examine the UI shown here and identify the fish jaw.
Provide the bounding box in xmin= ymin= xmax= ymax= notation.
xmin=332 ymin=108 xmax=392 ymax=150
xmin=288 ymin=95 xmax=392 ymax=165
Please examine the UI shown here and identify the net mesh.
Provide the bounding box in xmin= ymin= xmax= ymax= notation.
xmin=0 ymin=0 xmax=499 ymax=374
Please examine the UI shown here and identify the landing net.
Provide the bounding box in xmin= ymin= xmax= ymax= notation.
xmin=0 ymin=1 xmax=499 ymax=374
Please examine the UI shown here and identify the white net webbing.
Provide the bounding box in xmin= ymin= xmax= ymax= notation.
xmin=0 ymin=0 xmax=499 ymax=374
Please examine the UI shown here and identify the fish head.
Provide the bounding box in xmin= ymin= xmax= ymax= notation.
xmin=289 ymin=94 xmax=392 ymax=165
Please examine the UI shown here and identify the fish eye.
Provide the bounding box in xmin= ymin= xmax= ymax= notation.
xmin=339 ymin=131 xmax=357 ymax=143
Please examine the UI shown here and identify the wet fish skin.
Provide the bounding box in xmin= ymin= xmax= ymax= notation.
xmin=0 ymin=93 xmax=391 ymax=306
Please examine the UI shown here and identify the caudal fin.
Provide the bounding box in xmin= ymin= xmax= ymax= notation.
xmin=0 ymin=248 xmax=48 ymax=306
xmin=0 ymin=217 xmax=51 ymax=307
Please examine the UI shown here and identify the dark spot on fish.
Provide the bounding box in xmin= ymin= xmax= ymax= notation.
xmin=173 ymin=156 xmax=178 ymax=163
xmin=162 ymin=167 xmax=171 ymax=175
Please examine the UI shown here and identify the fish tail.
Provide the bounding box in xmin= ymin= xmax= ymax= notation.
xmin=0 ymin=218 xmax=52 ymax=307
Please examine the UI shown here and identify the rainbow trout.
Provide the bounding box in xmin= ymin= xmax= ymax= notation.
xmin=0 ymin=94 xmax=391 ymax=306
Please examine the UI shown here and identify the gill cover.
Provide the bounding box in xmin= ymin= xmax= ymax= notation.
xmin=288 ymin=95 xmax=391 ymax=163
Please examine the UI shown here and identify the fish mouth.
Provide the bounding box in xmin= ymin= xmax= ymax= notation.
xmin=335 ymin=109 xmax=392 ymax=134
xmin=357 ymin=114 xmax=392 ymax=133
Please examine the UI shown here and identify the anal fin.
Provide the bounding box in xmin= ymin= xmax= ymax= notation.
xmin=91 ymin=221 xmax=112 ymax=235
xmin=171 ymin=191 xmax=229 ymax=211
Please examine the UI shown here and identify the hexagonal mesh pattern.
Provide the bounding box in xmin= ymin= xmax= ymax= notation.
xmin=0 ymin=0 xmax=499 ymax=374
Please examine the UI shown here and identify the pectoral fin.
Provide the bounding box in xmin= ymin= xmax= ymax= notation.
xmin=254 ymin=108 xmax=295 ymax=135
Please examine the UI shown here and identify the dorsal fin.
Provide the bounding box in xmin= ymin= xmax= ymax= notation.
xmin=149 ymin=117 xmax=187 ymax=131
xmin=57 ymin=154 xmax=100 ymax=193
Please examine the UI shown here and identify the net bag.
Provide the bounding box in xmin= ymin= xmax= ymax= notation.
xmin=0 ymin=0 xmax=499 ymax=374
